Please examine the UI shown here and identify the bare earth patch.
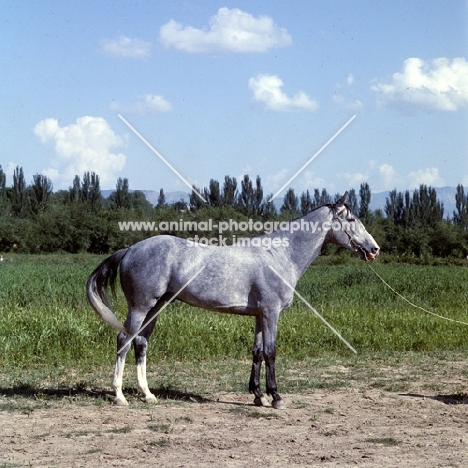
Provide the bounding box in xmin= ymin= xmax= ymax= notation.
xmin=1 ymin=356 xmax=468 ymax=467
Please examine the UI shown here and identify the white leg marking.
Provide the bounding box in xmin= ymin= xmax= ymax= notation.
xmin=113 ymin=354 xmax=128 ymax=406
xmin=137 ymin=355 xmax=157 ymax=403
xmin=254 ymin=396 xmax=271 ymax=407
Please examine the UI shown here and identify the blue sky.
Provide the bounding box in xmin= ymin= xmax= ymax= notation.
xmin=1 ymin=1 xmax=467 ymax=198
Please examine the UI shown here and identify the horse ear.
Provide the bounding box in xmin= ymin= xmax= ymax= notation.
xmin=337 ymin=191 xmax=348 ymax=206
xmin=334 ymin=191 xmax=348 ymax=215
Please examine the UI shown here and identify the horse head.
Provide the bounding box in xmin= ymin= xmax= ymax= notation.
xmin=329 ymin=192 xmax=380 ymax=261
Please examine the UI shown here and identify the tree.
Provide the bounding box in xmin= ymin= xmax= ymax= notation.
xmin=312 ymin=188 xmax=331 ymax=209
xmin=358 ymin=182 xmax=371 ymax=222
xmin=262 ymin=194 xmax=277 ymax=219
xmin=115 ymin=177 xmax=131 ymax=209
xmin=30 ymin=174 xmax=53 ymax=214
xmin=208 ymin=179 xmax=221 ymax=207
xmin=347 ymin=188 xmax=358 ymax=214
xmin=410 ymin=185 xmax=444 ymax=228
xmin=68 ymin=175 xmax=81 ymax=204
xmin=253 ymin=176 xmax=264 ymax=215
xmin=156 ymin=188 xmax=166 ymax=208
xmin=221 ymin=176 xmax=237 ymax=207
xmin=0 ymin=165 xmax=6 ymax=199
xmin=131 ymin=190 xmax=154 ymax=215
xmin=11 ymin=166 xmax=28 ymax=217
xmin=237 ymin=174 xmax=255 ymax=216
xmin=385 ymin=189 xmax=405 ymax=225
xmin=300 ymin=190 xmax=312 ymax=214
xmin=189 ymin=185 xmax=205 ymax=210
xmin=454 ymin=184 xmax=468 ymax=229
xmin=172 ymin=199 xmax=188 ymax=212
xmin=82 ymin=172 xmax=102 ymax=213
xmin=280 ymin=188 xmax=299 ymax=216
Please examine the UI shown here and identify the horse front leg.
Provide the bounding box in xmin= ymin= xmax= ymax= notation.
xmin=134 ymin=336 xmax=157 ymax=403
xmin=263 ymin=311 xmax=286 ymax=410
xmin=249 ymin=315 xmax=269 ymax=407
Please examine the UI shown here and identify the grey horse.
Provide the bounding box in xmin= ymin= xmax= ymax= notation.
xmin=86 ymin=192 xmax=379 ymax=409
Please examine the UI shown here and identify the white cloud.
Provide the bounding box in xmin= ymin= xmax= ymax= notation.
xmin=42 ymin=167 xmax=60 ymax=182
xmin=249 ymin=74 xmax=319 ymax=112
xmin=34 ymin=116 xmax=126 ymax=188
xmin=337 ymin=172 xmax=368 ymax=187
xmin=407 ymin=167 xmax=445 ymax=187
xmin=332 ymin=74 xmax=363 ymax=111
xmin=159 ymin=7 xmax=292 ymax=54
xmin=110 ymin=94 xmax=173 ymax=114
xmin=240 ymin=164 xmax=253 ymax=176
xmin=346 ymin=74 xmax=355 ymax=86
xmin=379 ymin=164 xmax=401 ymax=190
xmin=2 ymin=162 xmax=17 ymax=184
xmin=99 ymin=35 xmax=151 ymax=59
xmin=265 ymin=169 xmax=327 ymax=195
xmin=332 ymin=94 xmax=363 ymax=111
xmin=371 ymin=57 xmax=468 ymax=111
xmin=300 ymin=170 xmax=326 ymax=191
xmin=265 ymin=168 xmax=288 ymax=192
xmin=377 ymin=164 xmax=445 ymax=190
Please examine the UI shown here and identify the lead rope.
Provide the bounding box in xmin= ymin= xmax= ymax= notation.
xmin=367 ymin=263 xmax=468 ymax=326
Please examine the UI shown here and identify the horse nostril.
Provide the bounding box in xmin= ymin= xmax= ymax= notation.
xmin=372 ymin=246 xmax=380 ymax=254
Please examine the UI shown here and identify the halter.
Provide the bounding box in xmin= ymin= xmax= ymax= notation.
xmin=331 ymin=205 xmax=369 ymax=260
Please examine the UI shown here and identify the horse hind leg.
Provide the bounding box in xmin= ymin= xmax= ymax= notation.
xmin=249 ymin=315 xmax=270 ymax=407
xmin=133 ymin=294 xmax=171 ymax=403
xmin=113 ymin=332 xmax=132 ymax=406
xmin=112 ymin=307 xmax=152 ymax=406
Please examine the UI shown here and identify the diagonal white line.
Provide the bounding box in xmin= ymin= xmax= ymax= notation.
xmin=268 ymin=115 xmax=356 ymax=202
xmin=268 ymin=266 xmax=357 ymax=354
xmin=117 ymin=265 xmax=207 ymax=354
xmin=118 ymin=114 xmax=207 ymax=203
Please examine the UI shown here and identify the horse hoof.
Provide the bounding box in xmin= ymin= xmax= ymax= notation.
xmin=114 ymin=397 xmax=129 ymax=406
xmin=272 ymin=398 xmax=286 ymax=410
xmin=254 ymin=396 xmax=270 ymax=407
xmin=144 ymin=394 xmax=158 ymax=404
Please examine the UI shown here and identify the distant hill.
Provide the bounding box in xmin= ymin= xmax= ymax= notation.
xmin=102 ymin=187 xmax=462 ymax=219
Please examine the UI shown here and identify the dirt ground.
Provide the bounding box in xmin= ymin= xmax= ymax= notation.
xmin=2 ymin=361 xmax=468 ymax=468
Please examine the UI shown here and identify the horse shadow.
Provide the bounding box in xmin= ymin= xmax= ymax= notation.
xmin=399 ymin=392 xmax=468 ymax=405
xmin=0 ymin=383 xmax=211 ymax=404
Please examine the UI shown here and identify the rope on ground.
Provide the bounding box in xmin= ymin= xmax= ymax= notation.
xmin=367 ymin=263 xmax=468 ymax=327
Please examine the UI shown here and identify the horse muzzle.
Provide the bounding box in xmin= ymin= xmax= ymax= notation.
xmin=364 ymin=246 xmax=380 ymax=262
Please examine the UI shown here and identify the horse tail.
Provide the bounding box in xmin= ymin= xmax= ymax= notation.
xmin=86 ymin=248 xmax=129 ymax=334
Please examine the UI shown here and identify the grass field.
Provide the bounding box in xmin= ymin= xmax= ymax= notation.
xmin=1 ymin=253 xmax=467 ymax=374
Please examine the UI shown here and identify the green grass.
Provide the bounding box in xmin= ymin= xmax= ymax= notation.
xmin=1 ymin=254 xmax=468 ymax=371
xmin=148 ymin=438 xmax=170 ymax=447
xmin=148 ymin=423 xmax=173 ymax=434
xmin=365 ymin=437 xmax=400 ymax=446
xmin=107 ymin=425 xmax=133 ymax=434
xmin=228 ymin=406 xmax=281 ymax=419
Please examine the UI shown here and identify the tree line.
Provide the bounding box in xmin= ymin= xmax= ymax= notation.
xmin=0 ymin=164 xmax=467 ymax=259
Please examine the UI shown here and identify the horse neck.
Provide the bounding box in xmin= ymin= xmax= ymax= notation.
xmin=281 ymin=207 xmax=332 ymax=278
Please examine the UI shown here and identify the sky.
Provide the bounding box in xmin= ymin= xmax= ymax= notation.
xmin=1 ymin=0 xmax=467 ymax=198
